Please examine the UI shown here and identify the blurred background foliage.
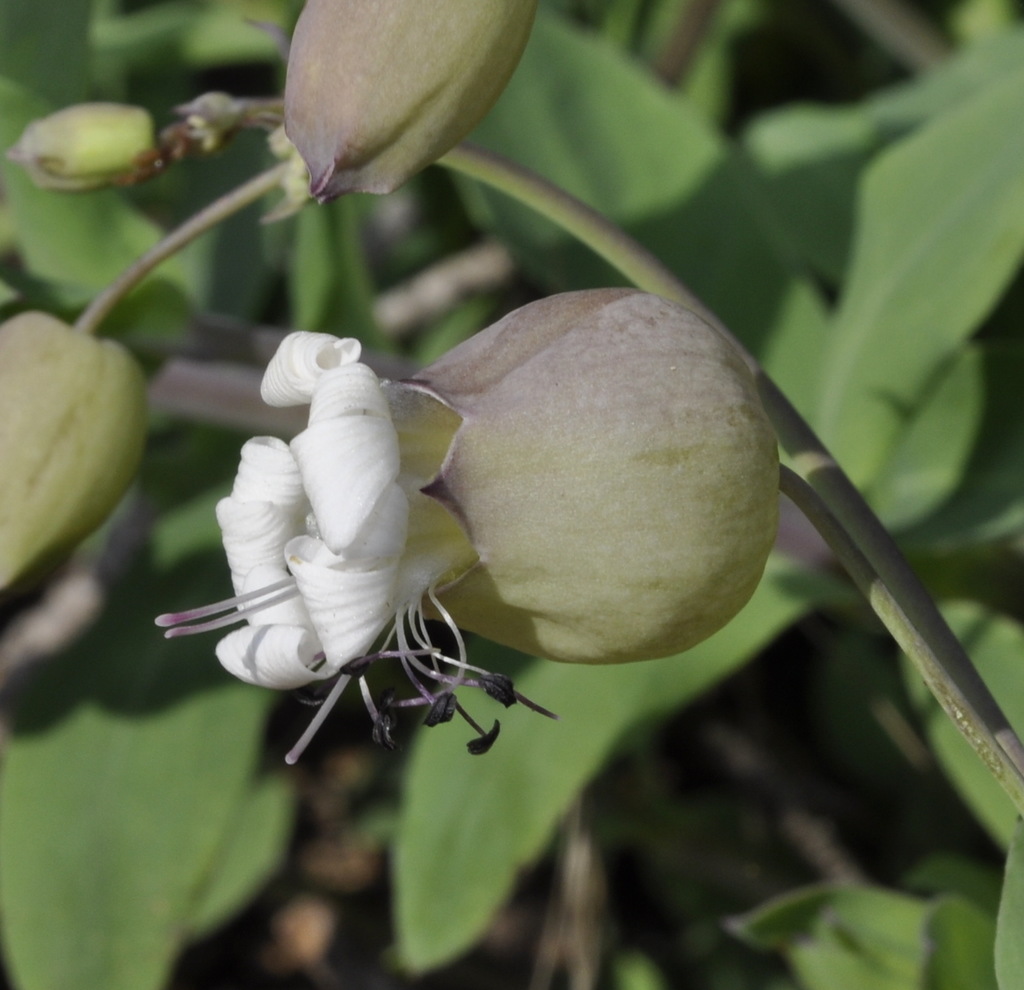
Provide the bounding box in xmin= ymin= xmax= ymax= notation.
xmin=2 ymin=0 xmax=1024 ymax=987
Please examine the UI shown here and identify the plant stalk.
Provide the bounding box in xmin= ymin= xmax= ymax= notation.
xmin=74 ymin=162 xmax=289 ymax=337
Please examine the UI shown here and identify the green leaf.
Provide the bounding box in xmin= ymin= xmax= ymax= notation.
xmin=868 ymin=347 xmax=984 ymax=531
xmin=92 ymin=0 xmax=283 ymax=71
xmin=0 ymin=0 xmax=91 ymax=104
xmin=996 ymin=821 xmax=1024 ymax=990
xmin=742 ymin=104 xmax=878 ymax=283
xmin=904 ymin=602 xmax=1024 ymax=847
xmin=868 ymin=27 xmax=1024 ymax=134
xmin=742 ymin=28 xmax=1024 ymax=290
xmin=904 ymin=853 xmax=1002 ymax=916
xmin=464 ymin=9 xmax=829 ymax=413
xmin=289 ymin=196 xmax=384 ymax=347
xmin=0 ymin=550 xmax=279 ymax=990
xmin=923 ymin=896 xmax=997 ymax=990
xmin=732 ymin=885 xmax=930 ymax=990
xmin=905 ymin=344 xmax=1024 ymax=546
xmin=394 ymin=558 xmax=842 ymax=972
xmin=817 ymin=67 xmax=1024 ymax=487
xmin=613 ymin=951 xmax=670 ymax=990
xmin=186 ymin=772 xmax=294 ymax=937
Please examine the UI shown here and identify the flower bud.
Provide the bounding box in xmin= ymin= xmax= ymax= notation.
xmin=402 ymin=289 xmax=780 ymax=664
xmin=284 ymin=0 xmax=538 ymax=200
xmin=6 ymin=103 xmax=155 ymax=191
xmin=0 ymin=313 xmax=147 ymax=590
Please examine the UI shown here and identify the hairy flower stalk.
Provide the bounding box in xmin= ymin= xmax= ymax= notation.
xmin=158 ymin=290 xmax=779 ymax=759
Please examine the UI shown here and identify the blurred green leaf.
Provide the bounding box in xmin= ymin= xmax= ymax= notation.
xmin=868 ymin=27 xmax=1024 ymax=133
xmin=869 ymin=348 xmax=984 ymax=531
xmin=394 ymin=558 xmax=842 ymax=971
xmin=743 ymin=105 xmax=877 ymax=284
xmin=290 ymin=196 xmax=383 ymax=347
xmin=741 ymin=26 xmax=1024 ymax=289
xmin=0 ymin=549 xmax=281 ymax=990
xmin=923 ymin=896 xmax=997 ymax=990
xmin=464 ymin=9 xmax=829 ymax=414
xmin=905 ymin=344 xmax=1024 ymax=546
xmin=0 ymin=0 xmax=91 ymax=104
xmin=92 ymin=0 xmax=285 ymax=71
xmin=817 ymin=67 xmax=1024 ymax=487
xmin=187 ymin=771 xmax=293 ymax=937
xmin=905 ymin=854 xmax=1002 ymax=916
xmin=613 ymin=951 xmax=670 ymax=990
xmin=996 ymin=821 xmax=1024 ymax=990
xmin=732 ymin=885 xmax=930 ymax=990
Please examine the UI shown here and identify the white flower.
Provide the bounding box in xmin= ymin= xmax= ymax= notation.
xmin=157 ymin=289 xmax=778 ymax=761
xmin=157 ymin=332 xmax=549 ymax=761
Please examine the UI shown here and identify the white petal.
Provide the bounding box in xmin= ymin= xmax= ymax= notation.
xmin=261 ymin=331 xmax=362 ymax=406
xmin=240 ymin=563 xmax=315 ymax=630
xmin=286 ymin=535 xmax=398 ymax=674
xmin=232 ymin=436 xmax=306 ymax=508
xmin=291 ymin=416 xmax=401 ymax=554
xmin=343 ymin=483 xmax=408 ymax=560
xmin=216 ymin=623 xmax=327 ymax=689
xmin=216 ymin=498 xmax=303 ymax=592
xmin=307 ymin=363 xmax=392 ymax=424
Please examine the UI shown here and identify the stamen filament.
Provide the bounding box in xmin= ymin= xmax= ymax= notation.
xmin=284 ymin=673 xmax=353 ymax=765
xmin=155 ymin=577 xmax=297 ymax=628
xmin=161 ymin=586 xmax=301 ymax=638
xmin=428 ymin=586 xmax=467 ymax=667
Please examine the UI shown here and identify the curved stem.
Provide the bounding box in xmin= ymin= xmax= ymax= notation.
xmin=440 ymin=145 xmax=704 ymax=318
xmin=439 ymin=142 xmax=1024 ymax=814
xmin=74 ymin=162 xmax=290 ymax=336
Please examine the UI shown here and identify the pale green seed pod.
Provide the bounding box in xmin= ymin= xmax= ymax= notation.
xmin=6 ymin=103 xmax=155 ymax=192
xmin=284 ymin=0 xmax=537 ymax=200
xmin=0 ymin=313 xmax=147 ymax=590
xmin=399 ymin=289 xmax=780 ymax=664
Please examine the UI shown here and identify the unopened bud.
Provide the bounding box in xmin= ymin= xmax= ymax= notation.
xmin=0 ymin=313 xmax=147 ymax=590
xmin=399 ymin=289 xmax=780 ymax=664
xmin=7 ymin=103 xmax=155 ymax=191
xmin=284 ymin=0 xmax=537 ymax=200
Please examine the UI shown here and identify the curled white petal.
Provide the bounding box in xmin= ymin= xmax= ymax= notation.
xmin=343 ymin=483 xmax=409 ymax=560
xmin=261 ymin=331 xmax=362 ymax=406
xmin=240 ymin=564 xmax=316 ymax=630
xmin=216 ymin=623 xmax=327 ymax=689
xmin=286 ymin=535 xmax=399 ymax=675
xmin=307 ymin=363 xmax=392 ymax=424
xmin=231 ymin=436 xmax=306 ymax=507
xmin=291 ymin=416 xmax=401 ymax=554
xmin=216 ymin=497 xmax=305 ymax=593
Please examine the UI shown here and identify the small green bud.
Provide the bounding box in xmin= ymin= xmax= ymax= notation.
xmin=404 ymin=289 xmax=780 ymax=664
xmin=284 ymin=0 xmax=538 ymax=200
xmin=6 ymin=103 xmax=155 ymax=191
xmin=0 ymin=313 xmax=147 ymax=590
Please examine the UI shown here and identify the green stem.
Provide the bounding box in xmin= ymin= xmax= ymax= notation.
xmin=439 ymin=142 xmax=1024 ymax=815
xmin=441 ymin=145 xmax=702 ymax=315
xmin=74 ymin=162 xmax=289 ymax=337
